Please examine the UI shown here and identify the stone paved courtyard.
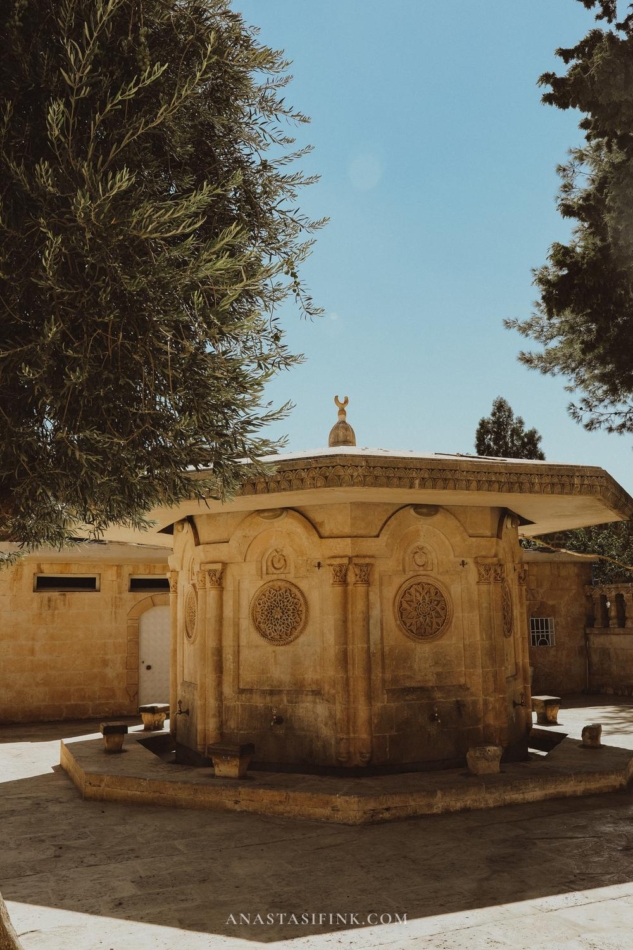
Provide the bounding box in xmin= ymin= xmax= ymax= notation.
xmin=3 ymin=698 xmax=633 ymax=949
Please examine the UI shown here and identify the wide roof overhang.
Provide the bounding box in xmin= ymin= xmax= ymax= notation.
xmin=97 ymin=447 xmax=633 ymax=547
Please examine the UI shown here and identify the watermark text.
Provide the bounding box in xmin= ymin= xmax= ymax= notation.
xmin=226 ymin=912 xmax=407 ymax=926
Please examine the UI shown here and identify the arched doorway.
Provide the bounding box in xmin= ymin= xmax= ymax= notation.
xmin=138 ymin=605 xmax=171 ymax=705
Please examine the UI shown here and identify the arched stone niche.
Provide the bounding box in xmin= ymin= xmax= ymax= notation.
xmin=236 ymin=510 xmax=324 ymax=689
xmin=175 ymin=506 xmax=334 ymax=766
xmin=377 ymin=509 xmax=473 ymax=696
xmin=229 ymin=508 xmax=317 ymax=572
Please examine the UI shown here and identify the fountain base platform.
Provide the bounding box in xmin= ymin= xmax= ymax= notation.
xmin=60 ymin=726 xmax=633 ymax=825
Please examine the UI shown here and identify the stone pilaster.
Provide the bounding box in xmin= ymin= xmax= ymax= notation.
xmin=193 ymin=567 xmax=208 ymax=753
xmin=168 ymin=569 xmax=179 ymax=738
xmin=476 ymin=559 xmax=509 ymax=748
xmin=514 ymin=563 xmax=532 ymax=734
xmin=202 ymin=563 xmax=224 ymax=746
xmin=350 ymin=559 xmax=373 ymax=766
xmin=328 ymin=558 xmax=351 ymax=764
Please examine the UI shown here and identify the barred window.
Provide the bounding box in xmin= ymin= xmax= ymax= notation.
xmin=530 ymin=617 xmax=555 ymax=647
xmin=34 ymin=574 xmax=99 ymax=592
xmin=129 ymin=577 xmax=170 ymax=593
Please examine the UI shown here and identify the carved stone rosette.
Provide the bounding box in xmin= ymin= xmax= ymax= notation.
xmin=251 ymin=580 xmax=307 ymax=645
xmin=395 ymin=576 xmax=452 ymax=642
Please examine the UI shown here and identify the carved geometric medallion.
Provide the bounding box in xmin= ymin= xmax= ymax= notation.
xmin=411 ymin=546 xmax=431 ymax=570
xmin=184 ymin=586 xmax=197 ymax=642
xmin=502 ymin=581 xmax=513 ymax=638
xmin=265 ymin=549 xmax=288 ymax=574
xmin=251 ymin=581 xmax=307 ymax=645
xmin=395 ymin=577 xmax=452 ymax=642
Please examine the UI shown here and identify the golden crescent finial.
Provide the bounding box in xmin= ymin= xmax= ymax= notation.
xmin=329 ymin=395 xmax=356 ymax=446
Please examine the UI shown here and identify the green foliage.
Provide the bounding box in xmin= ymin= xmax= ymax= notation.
xmin=475 ymin=397 xmax=545 ymax=459
xmin=0 ymin=0 xmax=325 ymax=549
xmin=505 ymin=0 xmax=633 ymax=437
xmin=540 ymin=521 xmax=633 ymax=584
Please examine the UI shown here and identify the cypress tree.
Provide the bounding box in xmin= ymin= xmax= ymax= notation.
xmin=475 ymin=397 xmax=545 ymax=460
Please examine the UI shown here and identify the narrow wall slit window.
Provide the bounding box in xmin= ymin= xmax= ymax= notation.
xmin=530 ymin=617 xmax=555 ymax=647
xmin=34 ymin=575 xmax=99 ymax=592
xmin=129 ymin=577 xmax=170 ymax=593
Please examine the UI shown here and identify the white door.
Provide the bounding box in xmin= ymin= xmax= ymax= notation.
xmin=139 ymin=606 xmax=171 ymax=705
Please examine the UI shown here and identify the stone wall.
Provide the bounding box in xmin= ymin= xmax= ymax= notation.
xmin=584 ymin=584 xmax=633 ymax=695
xmin=587 ymin=631 xmax=633 ymax=694
xmin=0 ymin=545 xmax=169 ymax=723
xmin=524 ymin=553 xmax=594 ymax=696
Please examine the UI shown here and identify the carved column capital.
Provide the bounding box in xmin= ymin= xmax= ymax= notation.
xmin=352 ymin=560 xmax=373 ymax=586
xmin=168 ymin=570 xmax=179 ymax=593
xmin=476 ymin=559 xmax=504 ymax=584
xmin=202 ymin=563 xmax=225 ymax=589
xmin=327 ymin=558 xmax=350 ymax=586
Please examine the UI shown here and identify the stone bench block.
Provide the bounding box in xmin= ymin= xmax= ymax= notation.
xmin=532 ymin=695 xmax=561 ymax=726
xmin=207 ymin=743 xmax=255 ymax=779
xmin=466 ymin=745 xmax=502 ymax=775
xmin=581 ymin=723 xmax=602 ymax=748
xmin=139 ymin=704 xmax=170 ymax=731
xmin=100 ymin=722 xmax=128 ymax=754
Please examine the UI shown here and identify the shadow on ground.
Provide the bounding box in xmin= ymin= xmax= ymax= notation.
xmin=1 ymin=709 xmax=633 ymax=944
xmin=560 ymin=696 xmax=633 ymax=738
xmin=0 ymin=718 xmax=141 ymax=745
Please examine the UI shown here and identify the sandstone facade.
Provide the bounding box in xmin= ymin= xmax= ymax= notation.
xmin=585 ymin=582 xmax=633 ymax=694
xmin=0 ymin=544 xmax=169 ymax=723
xmin=169 ymin=501 xmax=533 ymax=769
xmin=526 ymin=555 xmax=633 ymax=697
xmin=525 ymin=553 xmax=594 ymax=696
xmin=165 ymin=431 xmax=633 ymax=771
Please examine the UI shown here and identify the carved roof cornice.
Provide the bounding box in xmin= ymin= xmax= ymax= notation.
xmin=237 ymin=452 xmax=633 ymax=519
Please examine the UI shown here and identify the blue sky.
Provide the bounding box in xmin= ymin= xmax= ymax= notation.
xmin=236 ymin=1 xmax=633 ymax=493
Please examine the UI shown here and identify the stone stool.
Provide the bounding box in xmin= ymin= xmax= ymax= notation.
xmin=466 ymin=745 xmax=502 ymax=775
xmin=581 ymin=723 xmax=602 ymax=748
xmin=207 ymin=743 xmax=255 ymax=779
xmin=532 ymin=695 xmax=561 ymax=726
xmin=139 ymin=703 xmax=170 ymax=731
xmin=101 ymin=722 xmax=128 ymax=754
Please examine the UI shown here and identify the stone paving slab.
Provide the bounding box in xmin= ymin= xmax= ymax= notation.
xmin=60 ymin=724 xmax=633 ymax=823
xmin=3 ymin=699 xmax=633 ymax=948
